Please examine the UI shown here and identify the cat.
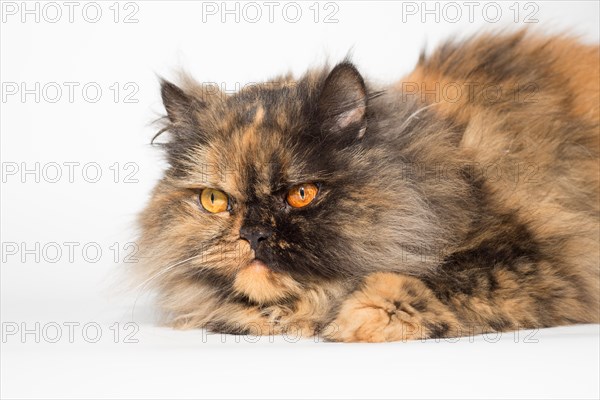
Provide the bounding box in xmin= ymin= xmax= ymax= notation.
xmin=136 ymin=30 xmax=599 ymax=342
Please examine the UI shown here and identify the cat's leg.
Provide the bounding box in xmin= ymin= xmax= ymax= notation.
xmin=173 ymin=296 xmax=327 ymax=338
xmin=325 ymin=273 xmax=462 ymax=342
xmin=326 ymin=264 xmax=595 ymax=342
xmin=173 ymin=300 xmax=314 ymax=337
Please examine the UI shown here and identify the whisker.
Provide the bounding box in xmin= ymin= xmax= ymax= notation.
xmin=130 ymin=254 xmax=204 ymax=322
xmin=398 ymin=103 xmax=437 ymax=132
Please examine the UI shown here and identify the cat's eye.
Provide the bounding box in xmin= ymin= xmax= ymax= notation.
xmin=286 ymin=183 xmax=319 ymax=208
xmin=200 ymin=188 xmax=229 ymax=213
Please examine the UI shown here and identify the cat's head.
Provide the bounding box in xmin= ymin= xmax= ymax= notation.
xmin=138 ymin=62 xmax=460 ymax=306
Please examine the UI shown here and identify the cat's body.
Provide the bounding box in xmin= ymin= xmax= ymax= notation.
xmin=137 ymin=31 xmax=599 ymax=342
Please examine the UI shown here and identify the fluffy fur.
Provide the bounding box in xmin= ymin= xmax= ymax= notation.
xmin=136 ymin=30 xmax=599 ymax=342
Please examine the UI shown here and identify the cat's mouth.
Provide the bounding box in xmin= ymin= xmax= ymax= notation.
xmin=233 ymin=257 xmax=301 ymax=304
xmin=246 ymin=258 xmax=269 ymax=272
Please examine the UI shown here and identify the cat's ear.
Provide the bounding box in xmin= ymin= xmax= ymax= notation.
xmin=317 ymin=62 xmax=368 ymax=139
xmin=157 ymin=78 xmax=222 ymax=145
xmin=160 ymin=79 xmax=203 ymax=124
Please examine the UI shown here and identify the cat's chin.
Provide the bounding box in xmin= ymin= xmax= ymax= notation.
xmin=232 ymin=258 xmax=301 ymax=305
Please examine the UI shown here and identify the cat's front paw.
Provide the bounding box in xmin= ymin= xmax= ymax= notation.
xmin=326 ymin=273 xmax=457 ymax=342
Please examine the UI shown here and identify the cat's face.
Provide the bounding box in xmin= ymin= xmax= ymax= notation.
xmin=139 ymin=63 xmax=443 ymax=305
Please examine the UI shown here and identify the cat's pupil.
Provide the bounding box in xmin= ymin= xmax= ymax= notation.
xmin=210 ymin=193 xmax=215 ymax=203
xmin=299 ymin=187 xmax=305 ymax=199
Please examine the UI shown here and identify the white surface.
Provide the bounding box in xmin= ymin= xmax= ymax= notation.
xmin=2 ymin=323 xmax=600 ymax=399
xmin=1 ymin=1 xmax=599 ymax=399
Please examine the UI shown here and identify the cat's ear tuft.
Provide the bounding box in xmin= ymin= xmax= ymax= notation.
xmin=318 ymin=62 xmax=368 ymax=139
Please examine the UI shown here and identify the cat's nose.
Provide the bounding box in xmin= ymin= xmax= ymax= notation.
xmin=239 ymin=226 xmax=273 ymax=251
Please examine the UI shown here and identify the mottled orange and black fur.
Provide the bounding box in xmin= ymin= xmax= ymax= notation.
xmin=137 ymin=30 xmax=599 ymax=342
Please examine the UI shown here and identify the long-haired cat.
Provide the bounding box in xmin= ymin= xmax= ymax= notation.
xmin=136 ymin=30 xmax=599 ymax=342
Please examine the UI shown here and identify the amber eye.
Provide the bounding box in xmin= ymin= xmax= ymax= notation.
xmin=286 ymin=183 xmax=319 ymax=208
xmin=200 ymin=188 xmax=229 ymax=213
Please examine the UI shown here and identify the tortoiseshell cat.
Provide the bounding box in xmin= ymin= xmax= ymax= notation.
xmin=137 ymin=31 xmax=599 ymax=342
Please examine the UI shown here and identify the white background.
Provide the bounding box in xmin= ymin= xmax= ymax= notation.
xmin=1 ymin=1 xmax=599 ymax=399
